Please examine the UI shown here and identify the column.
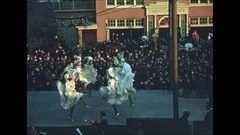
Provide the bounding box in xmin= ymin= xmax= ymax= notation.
xmin=186 ymin=14 xmax=189 ymax=36
xmin=154 ymin=15 xmax=157 ymax=28
xmin=146 ymin=15 xmax=149 ymax=38
xmin=58 ymin=0 xmax=61 ymax=10
xmin=72 ymin=0 xmax=75 ymax=10
xmin=106 ymin=29 xmax=110 ymax=41
xmin=179 ymin=14 xmax=181 ymax=27
xmin=78 ymin=29 xmax=83 ymax=46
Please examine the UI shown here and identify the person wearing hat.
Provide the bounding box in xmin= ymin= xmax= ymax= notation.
xmin=73 ymin=56 xmax=89 ymax=91
xmin=117 ymin=51 xmax=136 ymax=107
xmin=57 ymin=69 xmax=91 ymax=122
xmin=82 ymin=56 xmax=98 ymax=96
xmin=56 ymin=69 xmax=82 ymax=121
xmin=99 ymin=57 xmax=128 ymax=116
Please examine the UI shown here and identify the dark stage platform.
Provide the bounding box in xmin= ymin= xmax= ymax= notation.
xmin=27 ymin=90 xmax=208 ymax=127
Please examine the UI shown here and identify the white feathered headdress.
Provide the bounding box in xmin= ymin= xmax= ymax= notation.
xmin=69 ymin=69 xmax=77 ymax=78
xmin=84 ymin=56 xmax=93 ymax=65
xmin=65 ymin=69 xmax=77 ymax=80
xmin=74 ymin=56 xmax=82 ymax=64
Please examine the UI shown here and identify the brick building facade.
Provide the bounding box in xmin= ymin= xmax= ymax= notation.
xmin=96 ymin=0 xmax=212 ymax=42
xmin=28 ymin=0 xmax=213 ymax=47
xmin=75 ymin=0 xmax=213 ymax=45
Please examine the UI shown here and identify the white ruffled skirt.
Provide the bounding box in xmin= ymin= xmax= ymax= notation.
xmin=121 ymin=73 xmax=137 ymax=95
xmin=57 ymin=81 xmax=83 ymax=110
xmin=99 ymin=86 xmax=128 ymax=105
xmin=82 ymin=66 xmax=98 ymax=84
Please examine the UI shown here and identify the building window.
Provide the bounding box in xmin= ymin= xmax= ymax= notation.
xmin=190 ymin=17 xmax=198 ymax=24
xmin=209 ymin=0 xmax=213 ymax=3
xmin=117 ymin=0 xmax=124 ymax=5
xmin=117 ymin=19 xmax=125 ymax=26
xmin=107 ymin=0 xmax=115 ymax=5
xmin=190 ymin=0 xmax=198 ymax=4
xmin=209 ymin=17 xmax=213 ymax=24
xmin=107 ymin=20 xmax=116 ymax=27
xmin=126 ymin=0 xmax=134 ymax=5
xmin=135 ymin=19 xmax=143 ymax=26
xmin=200 ymin=17 xmax=207 ymax=24
xmin=126 ymin=19 xmax=134 ymax=26
xmin=200 ymin=0 xmax=208 ymax=3
xmin=136 ymin=0 xmax=144 ymax=5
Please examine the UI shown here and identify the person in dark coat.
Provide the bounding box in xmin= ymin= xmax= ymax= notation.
xmin=179 ymin=111 xmax=191 ymax=134
xmin=91 ymin=111 xmax=109 ymax=134
xmin=204 ymin=102 xmax=213 ymax=134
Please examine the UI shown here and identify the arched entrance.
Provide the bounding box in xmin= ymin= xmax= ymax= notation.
xmin=158 ymin=16 xmax=169 ymax=39
xmin=157 ymin=16 xmax=181 ymax=39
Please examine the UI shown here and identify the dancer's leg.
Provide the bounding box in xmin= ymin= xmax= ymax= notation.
xmin=80 ymin=97 xmax=91 ymax=108
xmin=83 ymin=82 xmax=88 ymax=89
xmin=88 ymin=84 xmax=92 ymax=97
xmin=128 ymin=95 xmax=134 ymax=107
xmin=112 ymin=104 xmax=119 ymax=116
xmin=68 ymin=105 xmax=75 ymax=121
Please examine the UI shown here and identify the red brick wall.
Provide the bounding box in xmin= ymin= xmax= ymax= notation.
xmin=94 ymin=0 xmax=212 ymax=42
xmin=189 ymin=6 xmax=213 ymax=17
xmin=96 ymin=0 xmax=145 ymax=42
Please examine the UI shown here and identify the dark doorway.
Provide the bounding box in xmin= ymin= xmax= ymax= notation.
xmin=189 ymin=27 xmax=213 ymax=40
xmin=82 ymin=29 xmax=97 ymax=45
xmin=158 ymin=28 xmax=181 ymax=39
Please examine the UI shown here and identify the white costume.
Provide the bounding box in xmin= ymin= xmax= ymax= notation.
xmin=82 ymin=56 xmax=98 ymax=84
xmin=64 ymin=63 xmax=74 ymax=80
xmin=73 ymin=56 xmax=88 ymax=83
xmin=118 ymin=52 xmax=136 ymax=95
xmin=99 ymin=57 xmax=128 ymax=105
xmin=57 ymin=69 xmax=83 ymax=110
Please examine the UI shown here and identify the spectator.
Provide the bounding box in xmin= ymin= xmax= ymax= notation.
xmin=91 ymin=111 xmax=109 ymax=134
xmin=204 ymin=102 xmax=213 ymax=134
xmin=179 ymin=111 xmax=191 ymax=134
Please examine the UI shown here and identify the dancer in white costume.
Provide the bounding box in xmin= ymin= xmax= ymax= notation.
xmin=82 ymin=56 xmax=98 ymax=96
xmin=99 ymin=56 xmax=129 ymax=116
xmin=72 ymin=56 xmax=91 ymax=108
xmin=57 ymin=57 xmax=91 ymax=122
xmin=73 ymin=56 xmax=89 ymax=90
xmin=57 ymin=69 xmax=84 ymax=122
xmin=118 ymin=51 xmax=136 ymax=107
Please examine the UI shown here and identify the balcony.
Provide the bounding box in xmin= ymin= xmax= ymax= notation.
xmin=27 ymin=2 xmax=54 ymax=13
xmin=53 ymin=0 xmax=95 ymax=12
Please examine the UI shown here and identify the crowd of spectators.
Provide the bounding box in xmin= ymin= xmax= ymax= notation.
xmin=27 ymin=31 xmax=213 ymax=97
